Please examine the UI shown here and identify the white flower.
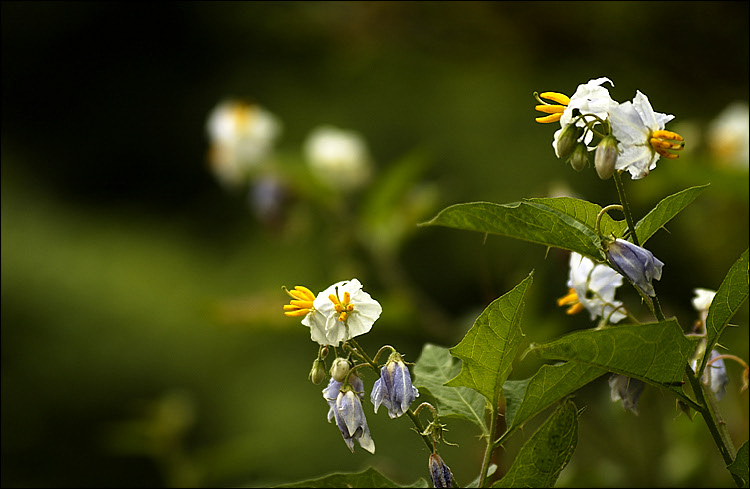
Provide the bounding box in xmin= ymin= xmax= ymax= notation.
xmin=607 ymin=91 xmax=676 ymax=179
xmin=206 ymin=100 xmax=281 ymax=187
xmin=558 ymin=252 xmax=626 ymax=323
xmin=304 ymin=126 xmax=372 ymax=190
xmin=692 ymin=288 xmax=717 ymax=313
xmin=707 ymin=101 xmax=749 ymax=169
xmin=552 ymin=77 xmax=618 ymax=157
xmin=304 ymin=279 xmax=382 ymax=346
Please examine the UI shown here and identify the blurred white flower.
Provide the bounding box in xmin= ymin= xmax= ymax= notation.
xmin=304 ymin=125 xmax=372 ymax=190
xmin=692 ymin=288 xmax=717 ymax=314
xmin=557 ymin=252 xmax=626 ymax=324
xmin=707 ymin=101 xmax=749 ymax=169
xmin=206 ymin=100 xmax=281 ymax=187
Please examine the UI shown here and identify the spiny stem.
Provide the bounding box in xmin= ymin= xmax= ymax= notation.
xmin=685 ymin=364 xmax=743 ymax=487
xmin=478 ymin=402 xmax=498 ymax=488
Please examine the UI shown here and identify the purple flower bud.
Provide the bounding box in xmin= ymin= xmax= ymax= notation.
xmin=605 ymin=238 xmax=664 ymax=297
xmin=322 ymin=375 xmax=374 ymax=453
xmin=371 ymin=352 xmax=419 ymax=419
xmin=429 ymin=453 xmax=453 ymax=488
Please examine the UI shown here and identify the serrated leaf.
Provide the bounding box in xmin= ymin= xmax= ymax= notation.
xmin=530 ymin=320 xmax=694 ymax=387
xmin=413 ymin=344 xmax=488 ymax=434
xmin=446 ymin=273 xmax=533 ymax=405
xmin=420 ymin=199 xmax=606 ymax=262
xmin=699 ymin=249 xmax=750 ymax=376
xmin=505 ymin=362 xmax=606 ymax=430
xmin=633 ymin=185 xmax=708 ymax=244
xmin=493 ymin=400 xmax=579 ymax=488
xmin=274 ymin=467 xmax=428 ymax=488
xmin=728 ymin=441 xmax=749 ymax=488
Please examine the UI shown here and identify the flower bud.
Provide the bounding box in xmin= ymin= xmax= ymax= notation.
xmin=556 ymin=124 xmax=584 ymax=160
xmin=371 ymin=352 xmax=419 ymax=418
xmin=309 ymin=358 xmax=327 ymax=385
xmin=567 ymin=143 xmax=589 ymax=171
xmin=330 ymin=357 xmax=350 ymax=383
xmin=604 ymin=238 xmax=664 ymax=297
xmin=428 ymin=453 xmax=453 ymax=488
xmin=594 ymin=136 xmax=618 ymax=180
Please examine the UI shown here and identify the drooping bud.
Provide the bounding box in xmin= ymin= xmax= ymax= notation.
xmin=595 ymin=136 xmax=618 ymax=180
xmin=371 ymin=351 xmax=419 ymax=418
xmin=604 ymin=238 xmax=664 ymax=297
xmin=330 ymin=357 xmax=351 ymax=383
xmin=556 ymin=124 xmax=584 ymax=160
xmin=568 ymin=143 xmax=589 ymax=171
xmin=309 ymin=358 xmax=327 ymax=385
xmin=428 ymin=453 xmax=453 ymax=488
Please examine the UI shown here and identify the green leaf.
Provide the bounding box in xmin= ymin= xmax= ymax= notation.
xmin=274 ymin=467 xmax=428 ymax=488
xmin=728 ymin=441 xmax=749 ymax=488
xmin=529 ymin=319 xmax=695 ymax=387
xmin=699 ymin=248 xmax=750 ymax=376
xmin=505 ymin=362 xmax=606 ymax=430
xmin=420 ymin=199 xmax=607 ymax=262
xmin=413 ymin=343 xmax=488 ymax=434
xmin=493 ymin=400 xmax=579 ymax=488
xmin=524 ymin=196 xmax=627 ymax=240
xmin=446 ymin=272 xmax=533 ymax=405
xmin=634 ymin=184 xmax=709 ymax=244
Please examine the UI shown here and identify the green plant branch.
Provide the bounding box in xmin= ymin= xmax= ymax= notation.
xmin=613 ymin=170 xmax=639 ymax=246
xmin=478 ymin=402 xmax=499 ymax=488
xmin=405 ymin=408 xmax=435 ymax=452
xmin=685 ymin=364 xmax=743 ymax=487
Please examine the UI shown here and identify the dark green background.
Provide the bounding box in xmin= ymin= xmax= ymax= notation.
xmin=2 ymin=2 xmax=748 ymax=487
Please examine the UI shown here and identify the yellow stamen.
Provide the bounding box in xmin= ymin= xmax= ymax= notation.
xmin=539 ymin=92 xmax=571 ymax=105
xmin=535 ymin=105 xmax=566 ymax=115
xmin=535 ymin=113 xmax=563 ymax=123
xmin=329 ymin=291 xmax=355 ymax=322
xmin=534 ymin=91 xmax=570 ymax=124
xmin=557 ymin=288 xmax=585 ymax=315
xmin=649 ymin=130 xmax=684 ymax=159
xmin=283 ymin=285 xmax=316 ymax=317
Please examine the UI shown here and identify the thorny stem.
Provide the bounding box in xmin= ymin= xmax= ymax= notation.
xmin=407 ymin=408 xmax=437 ymax=452
xmin=613 ymin=170 xmax=640 ymax=246
xmin=478 ymin=401 xmax=498 ymax=488
xmin=685 ymin=365 xmax=744 ymax=487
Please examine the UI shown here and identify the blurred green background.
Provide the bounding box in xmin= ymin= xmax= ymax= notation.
xmin=2 ymin=2 xmax=748 ymax=487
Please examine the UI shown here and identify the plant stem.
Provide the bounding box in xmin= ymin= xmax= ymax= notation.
xmin=478 ymin=402 xmax=498 ymax=488
xmin=406 ymin=409 xmax=435 ymax=452
xmin=613 ymin=171 xmax=639 ymax=246
xmin=685 ymin=365 xmax=744 ymax=487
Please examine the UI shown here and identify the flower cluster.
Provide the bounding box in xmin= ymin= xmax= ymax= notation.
xmin=535 ymin=77 xmax=684 ymax=180
xmin=285 ymin=279 xmax=421 ymax=455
